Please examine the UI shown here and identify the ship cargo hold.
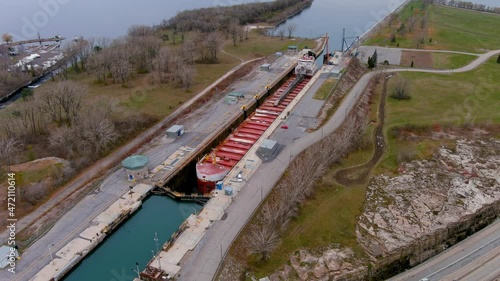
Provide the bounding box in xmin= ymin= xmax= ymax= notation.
xmin=195 ymin=73 xmax=311 ymax=194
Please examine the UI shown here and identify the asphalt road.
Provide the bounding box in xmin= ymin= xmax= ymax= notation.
xmin=178 ymin=49 xmax=500 ymax=281
xmin=388 ymin=219 xmax=500 ymax=281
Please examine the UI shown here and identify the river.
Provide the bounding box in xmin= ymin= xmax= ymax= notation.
xmin=2 ymin=0 xmax=495 ymax=48
xmin=63 ymin=196 xmax=200 ymax=281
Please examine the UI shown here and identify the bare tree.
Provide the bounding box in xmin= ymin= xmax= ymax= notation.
xmin=127 ymin=25 xmax=154 ymax=37
xmin=287 ymin=24 xmax=297 ymax=38
xmin=179 ymin=64 xmax=195 ymax=91
xmin=407 ymin=15 xmax=417 ymax=33
xmin=391 ymin=78 xmax=411 ymax=100
xmin=244 ymin=223 xmax=279 ymax=261
xmin=205 ymin=31 xmax=223 ymax=63
xmin=0 ymin=137 xmax=21 ymax=170
xmin=278 ymin=29 xmax=285 ymax=40
xmin=2 ymin=33 xmax=13 ymax=44
xmin=37 ymin=80 xmax=86 ymax=125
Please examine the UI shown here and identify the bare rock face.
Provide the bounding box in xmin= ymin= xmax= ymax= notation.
xmin=357 ymin=139 xmax=500 ymax=257
xmin=272 ymin=246 xmax=365 ymax=280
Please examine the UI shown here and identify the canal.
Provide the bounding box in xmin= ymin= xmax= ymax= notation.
xmin=63 ymin=196 xmax=201 ymax=281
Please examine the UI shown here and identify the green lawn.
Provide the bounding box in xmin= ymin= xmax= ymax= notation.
xmin=431 ymin=53 xmax=477 ymax=69
xmin=386 ymin=58 xmax=500 ymax=128
xmin=224 ymin=31 xmax=316 ymax=60
xmin=364 ymin=1 xmax=500 ymax=53
xmin=429 ymin=5 xmax=500 ymax=53
xmin=313 ymin=78 xmax=337 ymax=100
xmin=376 ymin=57 xmax=500 ymax=172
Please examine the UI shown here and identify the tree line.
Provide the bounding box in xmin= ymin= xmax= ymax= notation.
xmin=161 ymin=0 xmax=312 ymax=33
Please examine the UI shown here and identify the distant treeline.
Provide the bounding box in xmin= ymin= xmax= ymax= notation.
xmin=161 ymin=0 xmax=313 ymax=32
xmin=433 ymin=0 xmax=500 ymax=14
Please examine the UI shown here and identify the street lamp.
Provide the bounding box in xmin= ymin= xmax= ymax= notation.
xmin=48 ymin=244 xmax=54 ymax=265
xmin=154 ymin=233 xmax=161 ymax=270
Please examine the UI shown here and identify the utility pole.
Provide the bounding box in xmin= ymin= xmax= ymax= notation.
xmin=154 ymin=232 xmax=161 ymax=270
xmin=48 ymin=244 xmax=54 ymax=265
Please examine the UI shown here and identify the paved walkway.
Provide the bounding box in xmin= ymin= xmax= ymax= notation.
xmin=178 ymin=49 xmax=500 ymax=281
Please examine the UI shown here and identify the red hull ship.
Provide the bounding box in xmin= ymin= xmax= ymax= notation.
xmin=195 ymin=74 xmax=311 ymax=194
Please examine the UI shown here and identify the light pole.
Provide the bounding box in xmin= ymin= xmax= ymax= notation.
xmin=48 ymin=244 xmax=54 ymax=265
xmin=154 ymin=232 xmax=161 ymax=270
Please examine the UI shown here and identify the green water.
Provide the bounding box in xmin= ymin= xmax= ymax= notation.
xmin=63 ymin=196 xmax=200 ymax=281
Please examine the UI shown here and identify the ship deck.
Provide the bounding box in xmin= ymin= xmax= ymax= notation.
xmin=199 ymin=75 xmax=311 ymax=170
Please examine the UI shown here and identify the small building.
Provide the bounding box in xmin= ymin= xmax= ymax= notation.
xmin=260 ymin=63 xmax=271 ymax=71
xmin=166 ymin=125 xmax=184 ymax=138
xmin=0 ymin=245 xmax=19 ymax=269
xmin=288 ymin=45 xmax=298 ymax=53
xmin=257 ymin=139 xmax=278 ymax=157
xmin=122 ymin=155 xmax=150 ymax=181
xmin=224 ymin=92 xmax=245 ymax=105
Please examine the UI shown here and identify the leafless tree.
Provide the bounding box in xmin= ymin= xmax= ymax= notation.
xmin=2 ymin=33 xmax=13 ymax=43
xmin=127 ymin=25 xmax=154 ymax=37
xmin=287 ymin=24 xmax=297 ymax=38
xmin=0 ymin=137 xmax=21 ymax=170
xmin=278 ymin=29 xmax=285 ymax=40
xmin=205 ymin=31 xmax=223 ymax=63
xmin=407 ymin=15 xmax=417 ymax=33
xmin=21 ymin=180 xmax=49 ymax=206
xmin=16 ymin=98 xmax=44 ymax=137
xmin=179 ymin=64 xmax=195 ymax=91
xmin=37 ymin=80 xmax=86 ymax=125
xmin=244 ymin=223 xmax=279 ymax=261
xmin=229 ymin=21 xmax=239 ymax=46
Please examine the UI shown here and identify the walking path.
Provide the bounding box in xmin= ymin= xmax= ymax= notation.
xmin=179 ymin=49 xmax=500 ymax=281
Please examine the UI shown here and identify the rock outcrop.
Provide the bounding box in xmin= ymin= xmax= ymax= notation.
xmin=269 ymin=247 xmax=366 ymax=281
xmin=268 ymin=138 xmax=500 ymax=280
xmin=357 ymin=139 xmax=500 ymax=257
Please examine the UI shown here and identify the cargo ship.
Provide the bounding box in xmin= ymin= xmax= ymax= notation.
xmin=195 ymin=72 xmax=312 ymax=194
xmin=295 ymin=49 xmax=318 ymax=76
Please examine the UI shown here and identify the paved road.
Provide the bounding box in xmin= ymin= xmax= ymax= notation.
xmin=178 ymin=49 xmax=500 ymax=281
xmin=388 ymin=219 xmax=500 ymax=281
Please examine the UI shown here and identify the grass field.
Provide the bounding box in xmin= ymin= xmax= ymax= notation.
xmin=224 ymin=31 xmax=316 ymax=61
xmin=312 ymin=78 xmax=337 ymax=100
xmin=364 ymin=1 xmax=500 ymax=53
xmin=431 ymin=52 xmax=477 ymax=69
xmin=376 ymin=57 xmax=500 ymax=173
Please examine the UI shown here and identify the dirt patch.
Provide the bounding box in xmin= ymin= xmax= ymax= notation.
xmin=8 ymin=157 xmax=68 ymax=173
xmin=401 ymin=51 xmax=433 ymax=68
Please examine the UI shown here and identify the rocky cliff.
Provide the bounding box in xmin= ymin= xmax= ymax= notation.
xmin=268 ymin=138 xmax=500 ymax=280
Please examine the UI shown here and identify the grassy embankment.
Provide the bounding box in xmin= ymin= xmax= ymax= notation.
xmin=238 ymin=2 xmax=500 ymax=279
xmin=312 ymin=78 xmax=337 ymax=100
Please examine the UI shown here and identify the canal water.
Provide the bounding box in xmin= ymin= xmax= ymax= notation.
xmin=63 ymin=196 xmax=201 ymax=281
